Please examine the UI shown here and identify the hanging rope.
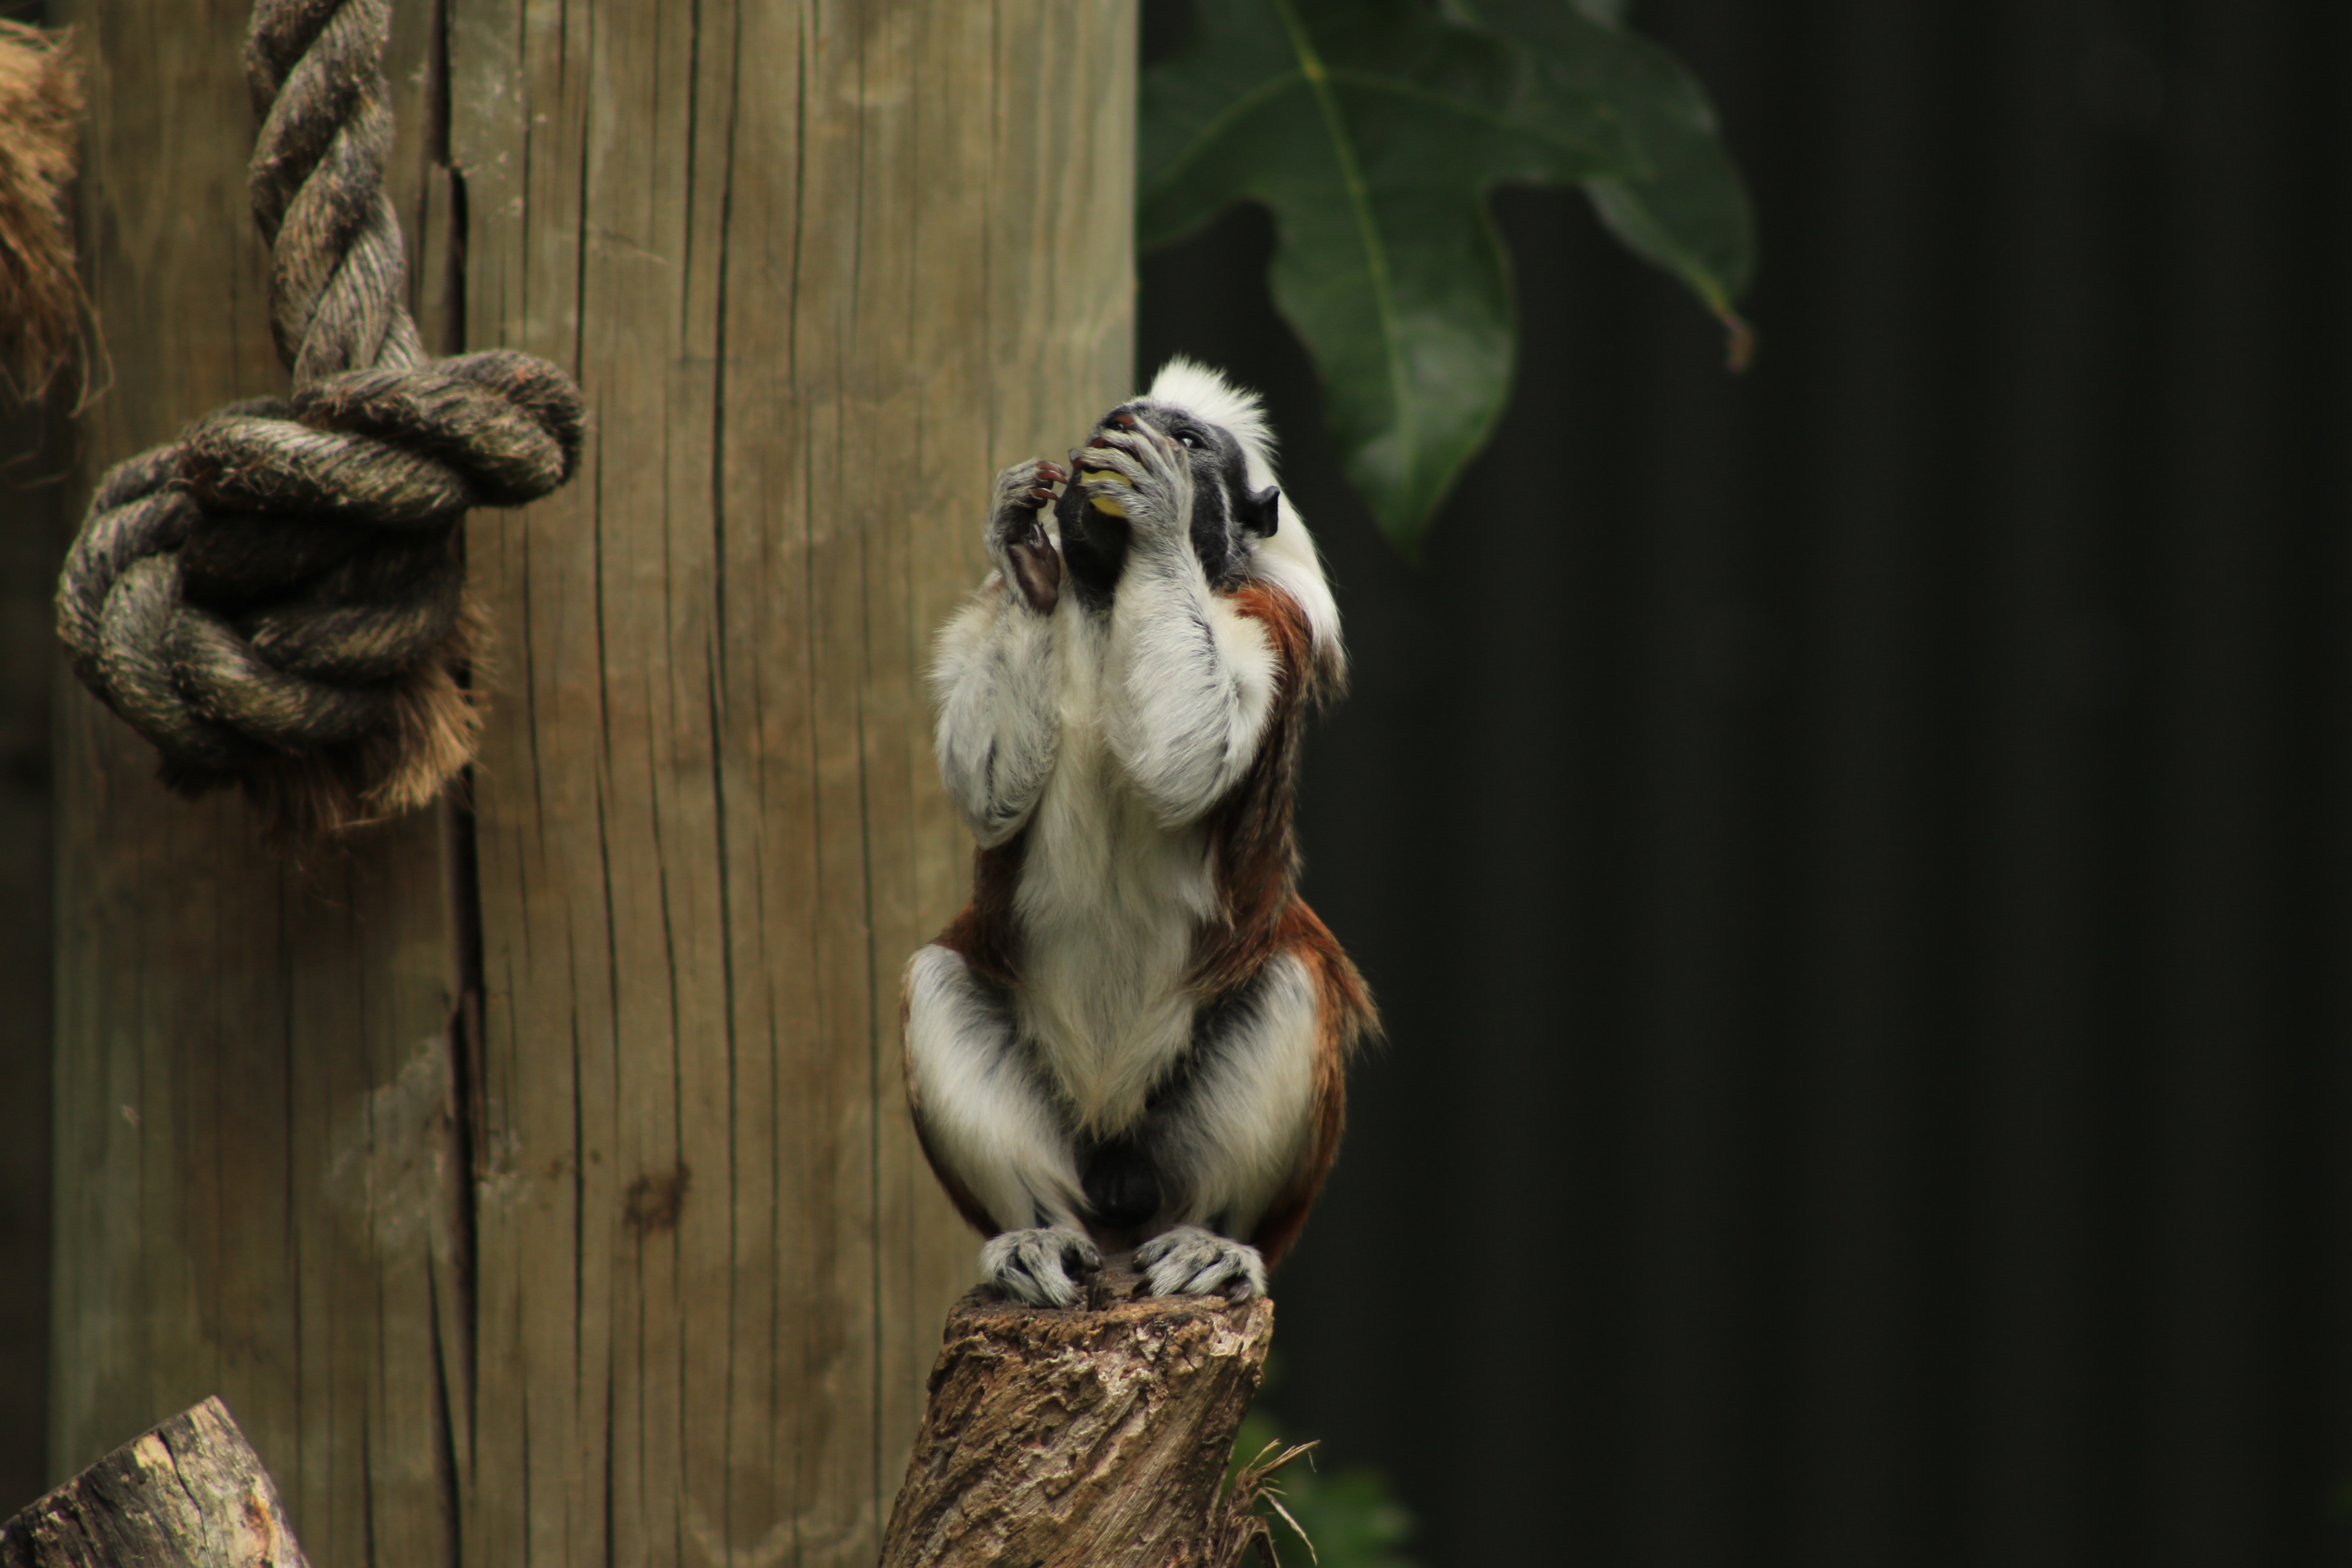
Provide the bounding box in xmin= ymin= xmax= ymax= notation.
xmin=55 ymin=0 xmax=584 ymax=836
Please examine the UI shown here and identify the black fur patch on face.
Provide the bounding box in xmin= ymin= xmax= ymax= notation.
xmin=1135 ymin=398 xmax=1258 ymax=591
xmin=1238 ymin=483 xmax=1281 ymax=538
xmin=1052 ymin=472 xmax=1127 ymax=612
xmin=1057 ymin=399 xmax=1268 ymax=603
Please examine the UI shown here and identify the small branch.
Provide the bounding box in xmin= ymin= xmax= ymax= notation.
xmin=881 ymin=1269 xmax=1276 ymax=1568
xmin=0 ymin=1398 xmax=309 ymax=1568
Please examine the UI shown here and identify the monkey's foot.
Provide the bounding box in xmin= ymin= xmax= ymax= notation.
xmin=1135 ymin=1225 xmax=1266 ymax=1300
xmin=980 ymin=1226 xmax=1102 ymax=1308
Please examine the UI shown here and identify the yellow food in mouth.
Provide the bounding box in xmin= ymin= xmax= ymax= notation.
xmin=1080 ymin=462 xmax=1130 ymax=516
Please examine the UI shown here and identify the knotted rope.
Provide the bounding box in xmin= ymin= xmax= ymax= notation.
xmin=55 ymin=0 xmax=584 ymax=836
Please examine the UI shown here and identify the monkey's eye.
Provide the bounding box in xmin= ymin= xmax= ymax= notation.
xmin=1177 ymin=432 xmax=1197 ymax=448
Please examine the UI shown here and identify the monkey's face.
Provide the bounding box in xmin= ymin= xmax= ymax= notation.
xmin=1052 ymin=398 xmax=1286 ymax=609
xmin=1107 ymin=398 xmax=1281 ymax=590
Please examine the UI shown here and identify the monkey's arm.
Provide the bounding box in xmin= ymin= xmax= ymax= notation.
xmin=1076 ymin=428 xmax=1281 ymax=827
xmin=930 ymin=459 xmax=1067 ymax=846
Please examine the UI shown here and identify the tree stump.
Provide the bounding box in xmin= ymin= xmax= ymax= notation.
xmin=0 ymin=1398 xmax=308 ymax=1568
xmin=879 ymin=1270 xmax=1277 ymax=1568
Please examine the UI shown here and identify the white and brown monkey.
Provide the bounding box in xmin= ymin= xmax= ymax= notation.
xmin=902 ymin=360 xmax=1375 ymax=1306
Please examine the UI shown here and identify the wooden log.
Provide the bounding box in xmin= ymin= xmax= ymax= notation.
xmin=878 ymin=1273 xmax=1276 ymax=1568
xmin=0 ymin=1398 xmax=309 ymax=1568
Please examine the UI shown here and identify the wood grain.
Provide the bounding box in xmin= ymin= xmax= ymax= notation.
xmin=878 ymin=1278 xmax=1274 ymax=1568
xmin=446 ymin=2 xmax=1132 ymax=1566
xmin=47 ymin=12 xmax=464 ymax=1568
xmin=51 ymin=2 xmax=1129 ymax=1565
xmin=2 ymin=1398 xmax=309 ymax=1568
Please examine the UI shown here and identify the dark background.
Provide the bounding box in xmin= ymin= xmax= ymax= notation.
xmin=6 ymin=0 xmax=2351 ymax=1562
xmin=1141 ymin=0 xmax=2352 ymax=1564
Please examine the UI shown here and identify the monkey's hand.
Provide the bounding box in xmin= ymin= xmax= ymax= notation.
xmin=979 ymin=1225 xmax=1102 ymax=1308
xmin=987 ymin=457 xmax=1066 ymax=615
xmin=1134 ymin=1225 xmax=1267 ymax=1300
xmin=1072 ymin=413 xmax=1194 ymax=548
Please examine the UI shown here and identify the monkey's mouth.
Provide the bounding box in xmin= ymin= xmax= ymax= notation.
xmin=1070 ymin=410 xmax=1148 ymax=515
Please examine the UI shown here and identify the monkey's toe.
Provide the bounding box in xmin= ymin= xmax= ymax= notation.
xmin=980 ymin=1226 xmax=1102 ymax=1308
xmin=1135 ymin=1225 xmax=1266 ymax=1300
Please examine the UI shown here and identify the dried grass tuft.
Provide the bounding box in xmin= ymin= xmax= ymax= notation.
xmin=1205 ymin=1437 xmax=1322 ymax=1568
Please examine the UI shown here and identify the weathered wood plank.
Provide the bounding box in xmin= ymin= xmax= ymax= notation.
xmin=55 ymin=5 xmax=1130 ymax=1565
xmin=447 ymin=1 xmax=1133 ymax=1564
xmin=49 ymin=5 xmax=464 ymax=1565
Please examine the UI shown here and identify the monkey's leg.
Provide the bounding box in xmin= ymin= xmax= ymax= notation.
xmin=1133 ymin=954 xmax=1324 ymax=1300
xmin=903 ymin=944 xmax=1098 ymax=1307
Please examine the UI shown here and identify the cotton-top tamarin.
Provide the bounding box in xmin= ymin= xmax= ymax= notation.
xmin=902 ymin=360 xmax=1375 ymax=1306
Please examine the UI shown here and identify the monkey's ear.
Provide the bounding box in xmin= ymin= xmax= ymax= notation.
xmin=1239 ymin=484 xmax=1281 ymax=538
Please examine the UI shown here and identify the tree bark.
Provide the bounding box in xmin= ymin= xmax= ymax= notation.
xmin=878 ymin=1276 xmax=1275 ymax=1568
xmin=51 ymin=3 xmax=1134 ymax=1566
xmin=1 ymin=1399 xmax=309 ymax=1568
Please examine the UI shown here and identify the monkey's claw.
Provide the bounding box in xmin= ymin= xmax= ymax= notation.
xmin=1135 ymin=1225 xmax=1267 ymax=1300
xmin=980 ymin=1225 xmax=1102 ymax=1308
xmin=994 ymin=456 xmax=1065 ymax=514
xmin=1013 ymin=458 xmax=1067 ymax=510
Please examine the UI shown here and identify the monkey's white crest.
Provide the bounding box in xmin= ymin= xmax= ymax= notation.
xmin=1146 ymin=356 xmax=1275 ymax=468
xmin=1144 ymin=357 xmax=1344 ymax=667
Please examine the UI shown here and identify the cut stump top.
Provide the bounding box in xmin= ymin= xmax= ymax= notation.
xmin=879 ymin=1270 xmax=1275 ymax=1568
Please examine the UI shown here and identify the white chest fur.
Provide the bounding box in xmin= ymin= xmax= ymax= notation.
xmin=1011 ymin=622 xmax=1221 ymax=1136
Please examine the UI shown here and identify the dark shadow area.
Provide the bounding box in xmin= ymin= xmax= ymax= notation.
xmin=0 ymin=9 xmax=61 ymax=1519
xmin=0 ymin=401 xmax=61 ymax=1509
xmin=1140 ymin=0 xmax=2352 ymax=1563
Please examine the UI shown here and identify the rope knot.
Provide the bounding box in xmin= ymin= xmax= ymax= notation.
xmin=57 ymin=351 xmax=585 ymax=832
xmin=55 ymin=0 xmax=587 ymax=835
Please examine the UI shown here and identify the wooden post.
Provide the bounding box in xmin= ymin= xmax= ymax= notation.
xmin=2 ymin=1399 xmax=308 ymax=1568
xmin=49 ymin=14 xmax=462 ymax=1568
xmin=878 ymin=1277 xmax=1276 ymax=1568
xmin=50 ymin=3 xmax=1134 ymax=1566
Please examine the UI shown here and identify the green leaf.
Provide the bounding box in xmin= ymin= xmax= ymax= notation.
xmin=1140 ymin=0 xmax=1755 ymax=548
xmin=1467 ymin=0 xmax=1755 ymax=358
